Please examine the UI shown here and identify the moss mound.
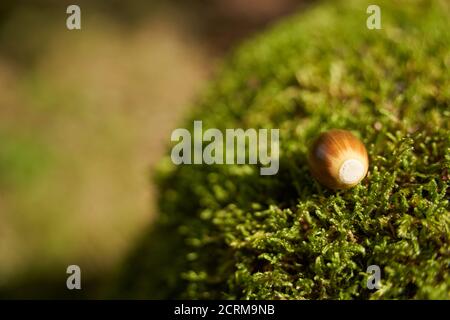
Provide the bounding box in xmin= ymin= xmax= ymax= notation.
xmin=119 ymin=0 xmax=450 ymax=299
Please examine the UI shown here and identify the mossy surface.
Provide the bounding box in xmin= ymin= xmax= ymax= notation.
xmin=119 ymin=0 xmax=450 ymax=299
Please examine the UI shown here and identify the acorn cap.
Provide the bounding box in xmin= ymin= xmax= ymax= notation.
xmin=308 ymin=129 xmax=369 ymax=189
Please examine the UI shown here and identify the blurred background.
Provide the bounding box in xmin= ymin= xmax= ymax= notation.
xmin=0 ymin=0 xmax=311 ymax=298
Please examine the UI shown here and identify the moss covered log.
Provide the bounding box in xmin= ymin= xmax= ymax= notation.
xmin=119 ymin=0 xmax=450 ymax=299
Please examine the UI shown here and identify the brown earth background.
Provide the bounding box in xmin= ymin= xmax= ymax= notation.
xmin=0 ymin=0 xmax=310 ymax=297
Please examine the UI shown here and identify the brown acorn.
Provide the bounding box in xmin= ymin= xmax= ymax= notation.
xmin=308 ymin=129 xmax=369 ymax=190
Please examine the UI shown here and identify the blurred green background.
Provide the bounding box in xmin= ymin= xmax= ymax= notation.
xmin=0 ymin=0 xmax=308 ymax=298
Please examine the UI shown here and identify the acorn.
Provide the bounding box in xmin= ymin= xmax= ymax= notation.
xmin=308 ymin=129 xmax=369 ymax=190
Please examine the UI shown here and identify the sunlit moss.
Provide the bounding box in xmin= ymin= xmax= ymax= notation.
xmin=119 ymin=0 xmax=450 ymax=299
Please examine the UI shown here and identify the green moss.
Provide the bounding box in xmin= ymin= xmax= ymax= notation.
xmin=119 ymin=0 xmax=450 ymax=299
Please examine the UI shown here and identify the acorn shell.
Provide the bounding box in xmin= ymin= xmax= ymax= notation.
xmin=308 ymin=129 xmax=369 ymax=190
